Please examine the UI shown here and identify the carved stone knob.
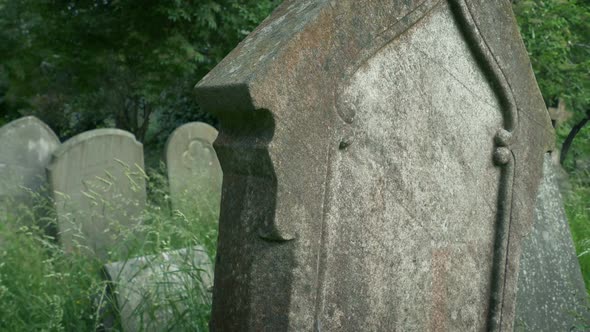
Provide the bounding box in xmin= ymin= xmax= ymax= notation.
xmin=495 ymin=129 xmax=513 ymax=147
xmin=494 ymin=147 xmax=512 ymax=166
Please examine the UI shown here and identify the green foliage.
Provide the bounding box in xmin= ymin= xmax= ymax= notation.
xmin=514 ymin=0 xmax=590 ymax=166
xmin=0 ymin=0 xmax=280 ymax=142
xmin=0 ymin=202 xmax=103 ymax=331
xmin=0 ymin=166 xmax=218 ymax=331
xmin=556 ymin=119 xmax=590 ymax=170
xmin=513 ymin=0 xmax=589 ymax=113
xmin=514 ymin=0 xmax=590 ymax=306
xmin=564 ymin=171 xmax=590 ymax=293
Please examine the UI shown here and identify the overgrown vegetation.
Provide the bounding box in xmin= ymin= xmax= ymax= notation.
xmin=0 ymin=0 xmax=588 ymax=329
xmin=513 ymin=0 xmax=589 ymax=164
xmin=0 ymin=165 xmax=218 ymax=331
xmin=0 ymin=0 xmax=280 ymax=164
xmin=0 ymin=1 xmax=280 ymax=330
xmin=514 ymin=0 xmax=590 ymax=295
xmin=567 ymin=170 xmax=590 ymax=292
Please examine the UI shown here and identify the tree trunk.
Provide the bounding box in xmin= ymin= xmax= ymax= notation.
xmin=560 ymin=111 xmax=590 ymax=165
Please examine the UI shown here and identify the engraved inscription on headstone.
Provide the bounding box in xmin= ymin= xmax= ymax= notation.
xmin=196 ymin=0 xmax=554 ymax=330
xmin=0 ymin=116 xmax=60 ymax=218
xmin=165 ymin=122 xmax=222 ymax=218
xmin=47 ymin=129 xmax=146 ymax=260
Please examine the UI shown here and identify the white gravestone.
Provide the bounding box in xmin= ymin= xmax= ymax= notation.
xmin=47 ymin=129 xmax=146 ymax=260
xmin=165 ymin=122 xmax=222 ymax=220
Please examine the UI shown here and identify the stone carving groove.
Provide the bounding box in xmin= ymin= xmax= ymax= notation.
xmin=450 ymin=1 xmax=519 ymax=329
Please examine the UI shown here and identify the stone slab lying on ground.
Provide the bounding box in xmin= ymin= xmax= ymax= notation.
xmin=515 ymin=154 xmax=590 ymax=331
xmin=195 ymin=0 xmax=554 ymax=331
xmin=0 ymin=116 xmax=60 ymax=221
xmin=165 ymin=122 xmax=222 ymax=219
xmin=101 ymin=247 xmax=213 ymax=332
xmin=47 ymin=129 xmax=146 ymax=260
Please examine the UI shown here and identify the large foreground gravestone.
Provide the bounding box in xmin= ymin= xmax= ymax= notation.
xmin=196 ymin=0 xmax=554 ymax=331
xmin=165 ymin=122 xmax=222 ymax=217
xmin=47 ymin=129 xmax=146 ymax=260
xmin=102 ymin=247 xmax=213 ymax=332
xmin=0 ymin=116 xmax=60 ymax=219
xmin=515 ymin=154 xmax=589 ymax=331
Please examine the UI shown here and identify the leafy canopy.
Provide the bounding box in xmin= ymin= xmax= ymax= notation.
xmin=0 ymin=0 xmax=280 ymax=143
xmin=513 ymin=0 xmax=590 ymax=165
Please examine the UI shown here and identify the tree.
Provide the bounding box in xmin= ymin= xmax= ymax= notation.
xmin=0 ymin=0 xmax=38 ymax=127
xmin=0 ymin=0 xmax=281 ymax=142
xmin=513 ymin=0 xmax=590 ymax=166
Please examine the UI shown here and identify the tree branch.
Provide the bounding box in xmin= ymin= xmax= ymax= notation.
xmin=560 ymin=110 xmax=590 ymax=165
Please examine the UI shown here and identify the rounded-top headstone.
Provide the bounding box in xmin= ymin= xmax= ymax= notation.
xmin=165 ymin=122 xmax=221 ymax=220
xmin=47 ymin=129 xmax=146 ymax=260
xmin=0 ymin=116 xmax=60 ymax=216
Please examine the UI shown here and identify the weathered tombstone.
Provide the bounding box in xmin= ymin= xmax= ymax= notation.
xmin=102 ymin=247 xmax=213 ymax=332
xmin=515 ymin=154 xmax=589 ymax=331
xmin=0 ymin=116 xmax=60 ymax=219
xmin=548 ymin=99 xmax=572 ymax=129
xmin=165 ymin=122 xmax=222 ymax=218
xmin=47 ymin=129 xmax=146 ymax=260
xmin=196 ymin=0 xmax=554 ymax=331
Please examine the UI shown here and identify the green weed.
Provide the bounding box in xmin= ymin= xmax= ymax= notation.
xmin=0 ymin=164 xmax=218 ymax=331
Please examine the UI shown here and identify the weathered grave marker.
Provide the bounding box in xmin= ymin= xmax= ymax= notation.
xmin=165 ymin=122 xmax=222 ymax=218
xmin=196 ymin=0 xmax=554 ymax=330
xmin=515 ymin=154 xmax=589 ymax=331
xmin=0 ymin=116 xmax=60 ymax=218
xmin=47 ymin=129 xmax=146 ymax=260
xmin=548 ymin=99 xmax=572 ymax=129
xmin=102 ymin=247 xmax=213 ymax=332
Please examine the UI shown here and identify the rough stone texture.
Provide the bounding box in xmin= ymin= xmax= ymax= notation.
xmin=195 ymin=0 xmax=554 ymax=331
xmin=47 ymin=129 xmax=146 ymax=260
xmin=102 ymin=247 xmax=213 ymax=332
xmin=165 ymin=122 xmax=222 ymax=216
xmin=0 ymin=116 xmax=60 ymax=218
xmin=515 ymin=154 xmax=589 ymax=331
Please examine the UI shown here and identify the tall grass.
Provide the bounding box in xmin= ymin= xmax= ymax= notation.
xmin=560 ymin=124 xmax=590 ymax=295
xmin=0 ymin=164 xmax=218 ymax=331
xmin=565 ymin=169 xmax=590 ymax=294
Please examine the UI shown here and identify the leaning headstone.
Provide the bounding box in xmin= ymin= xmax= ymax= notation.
xmin=47 ymin=129 xmax=146 ymax=260
xmin=196 ymin=0 xmax=554 ymax=331
xmin=515 ymin=154 xmax=589 ymax=331
xmin=101 ymin=247 xmax=213 ymax=332
xmin=165 ymin=122 xmax=222 ymax=219
xmin=0 ymin=116 xmax=60 ymax=219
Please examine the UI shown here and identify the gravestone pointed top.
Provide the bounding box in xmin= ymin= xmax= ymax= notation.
xmin=196 ymin=1 xmax=554 ymax=331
